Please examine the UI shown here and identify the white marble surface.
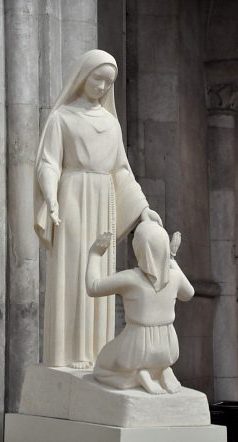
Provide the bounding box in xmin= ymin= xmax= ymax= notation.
xmin=5 ymin=414 xmax=227 ymax=442
xmin=87 ymin=227 xmax=194 ymax=394
xmin=35 ymin=49 xmax=154 ymax=369
xmin=20 ymin=365 xmax=210 ymax=428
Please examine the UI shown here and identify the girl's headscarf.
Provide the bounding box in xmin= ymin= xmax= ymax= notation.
xmin=132 ymin=221 xmax=170 ymax=292
xmin=34 ymin=49 xmax=118 ymax=248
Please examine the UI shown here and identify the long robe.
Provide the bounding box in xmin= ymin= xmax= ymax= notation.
xmin=35 ymin=104 xmax=148 ymax=366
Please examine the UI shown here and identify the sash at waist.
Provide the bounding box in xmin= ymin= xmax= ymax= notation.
xmin=62 ymin=168 xmax=110 ymax=175
xmin=125 ymin=317 xmax=174 ymax=327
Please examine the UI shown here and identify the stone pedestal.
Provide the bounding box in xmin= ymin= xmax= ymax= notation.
xmin=5 ymin=414 xmax=227 ymax=442
xmin=13 ymin=365 xmax=227 ymax=441
xmin=19 ymin=365 xmax=210 ymax=428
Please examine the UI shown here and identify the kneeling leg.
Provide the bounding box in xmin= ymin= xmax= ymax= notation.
xmin=160 ymin=367 xmax=181 ymax=393
xmin=137 ymin=370 xmax=166 ymax=394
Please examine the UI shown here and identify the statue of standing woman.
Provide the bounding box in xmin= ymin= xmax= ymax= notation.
xmin=34 ymin=50 xmax=162 ymax=369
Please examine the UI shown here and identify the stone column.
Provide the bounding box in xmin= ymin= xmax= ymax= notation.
xmin=0 ymin=0 xmax=6 ymax=437
xmin=39 ymin=1 xmax=62 ymax=128
xmin=61 ymin=0 xmax=97 ymax=81
xmin=5 ymin=0 xmax=39 ymax=411
xmin=207 ymin=82 xmax=238 ymax=400
xmin=98 ymin=0 xmax=127 ymax=132
xmin=38 ymin=0 xmax=62 ymax=361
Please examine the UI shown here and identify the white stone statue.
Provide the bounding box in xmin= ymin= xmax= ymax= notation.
xmin=34 ymin=50 xmax=162 ymax=369
xmin=86 ymin=222 xmax=195 ymax=394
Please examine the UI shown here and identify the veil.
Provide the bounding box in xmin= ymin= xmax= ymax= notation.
xmin=34 ymin=49 xmax=118 ymax=248
xmin=132 ymin=222 xmax=170 ymax=292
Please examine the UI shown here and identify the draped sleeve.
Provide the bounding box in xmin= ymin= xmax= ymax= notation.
xmin=113 ymin=122 xmax=149 ymax=242
xmin=34 ymin=111 xmax=63 ymax=249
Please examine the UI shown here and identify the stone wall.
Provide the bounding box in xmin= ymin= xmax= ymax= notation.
xmin=126 ymin=0 xmax=215 ymax=399
xmin=204 ymin=0 xmax=238 ymax=401
xmin=208 ymin=114 xmax=238 ymax=401
xmin=174 ymin=0 xmax=214 ymax=399
xmin=0 ymin=0 xmax=6 ymax=436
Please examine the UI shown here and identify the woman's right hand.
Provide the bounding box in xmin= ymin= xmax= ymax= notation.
xmin=48 ymin=201 xmax=61 ymax=226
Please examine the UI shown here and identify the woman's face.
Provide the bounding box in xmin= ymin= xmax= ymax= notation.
xmin=83 ymin=64 xmax=116 ymax=101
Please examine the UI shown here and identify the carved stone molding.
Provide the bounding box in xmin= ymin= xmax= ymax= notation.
xmin=206 ymin=82 xmax=238 ymax=113
xmin=191 ymin=280 xmax=221 ymax=297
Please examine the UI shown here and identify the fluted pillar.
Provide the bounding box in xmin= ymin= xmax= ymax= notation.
xmin=5 ymin=0 xmax=39 ymax=411
xmin=38 ymin=0 xmax=62 ymax=361
xmin=61 ymin=0 xmax=97 ymax=81
xmin=0 ymin=0 xmax=6 ymax=437
xmin=39 ymin=1 xmax=62 ymax=128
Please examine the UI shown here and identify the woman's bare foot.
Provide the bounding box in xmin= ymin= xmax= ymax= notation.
xmin=69 ymin=361 xmax=93 ymax=370
xmin=160 ymin=367 xmax=181 ymax=393
xmin=138 ymin=370 xmax=166 ymax=394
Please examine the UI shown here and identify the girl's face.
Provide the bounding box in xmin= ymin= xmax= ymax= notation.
xmin=83 ymin=64 xmax=116 ymax=101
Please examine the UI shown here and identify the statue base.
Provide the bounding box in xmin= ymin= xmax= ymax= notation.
xmin=19 ymin=365 xmax=210 ymax=428
xmin=5 ymin=414 xmax=227 ymax=442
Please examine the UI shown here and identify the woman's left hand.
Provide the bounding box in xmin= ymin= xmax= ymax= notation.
xmin=141 ymin=207 xmax=163 ymax=226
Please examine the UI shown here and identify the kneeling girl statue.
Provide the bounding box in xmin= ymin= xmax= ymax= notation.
xmin=86 ymin=223 xmax=194 ymax=394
